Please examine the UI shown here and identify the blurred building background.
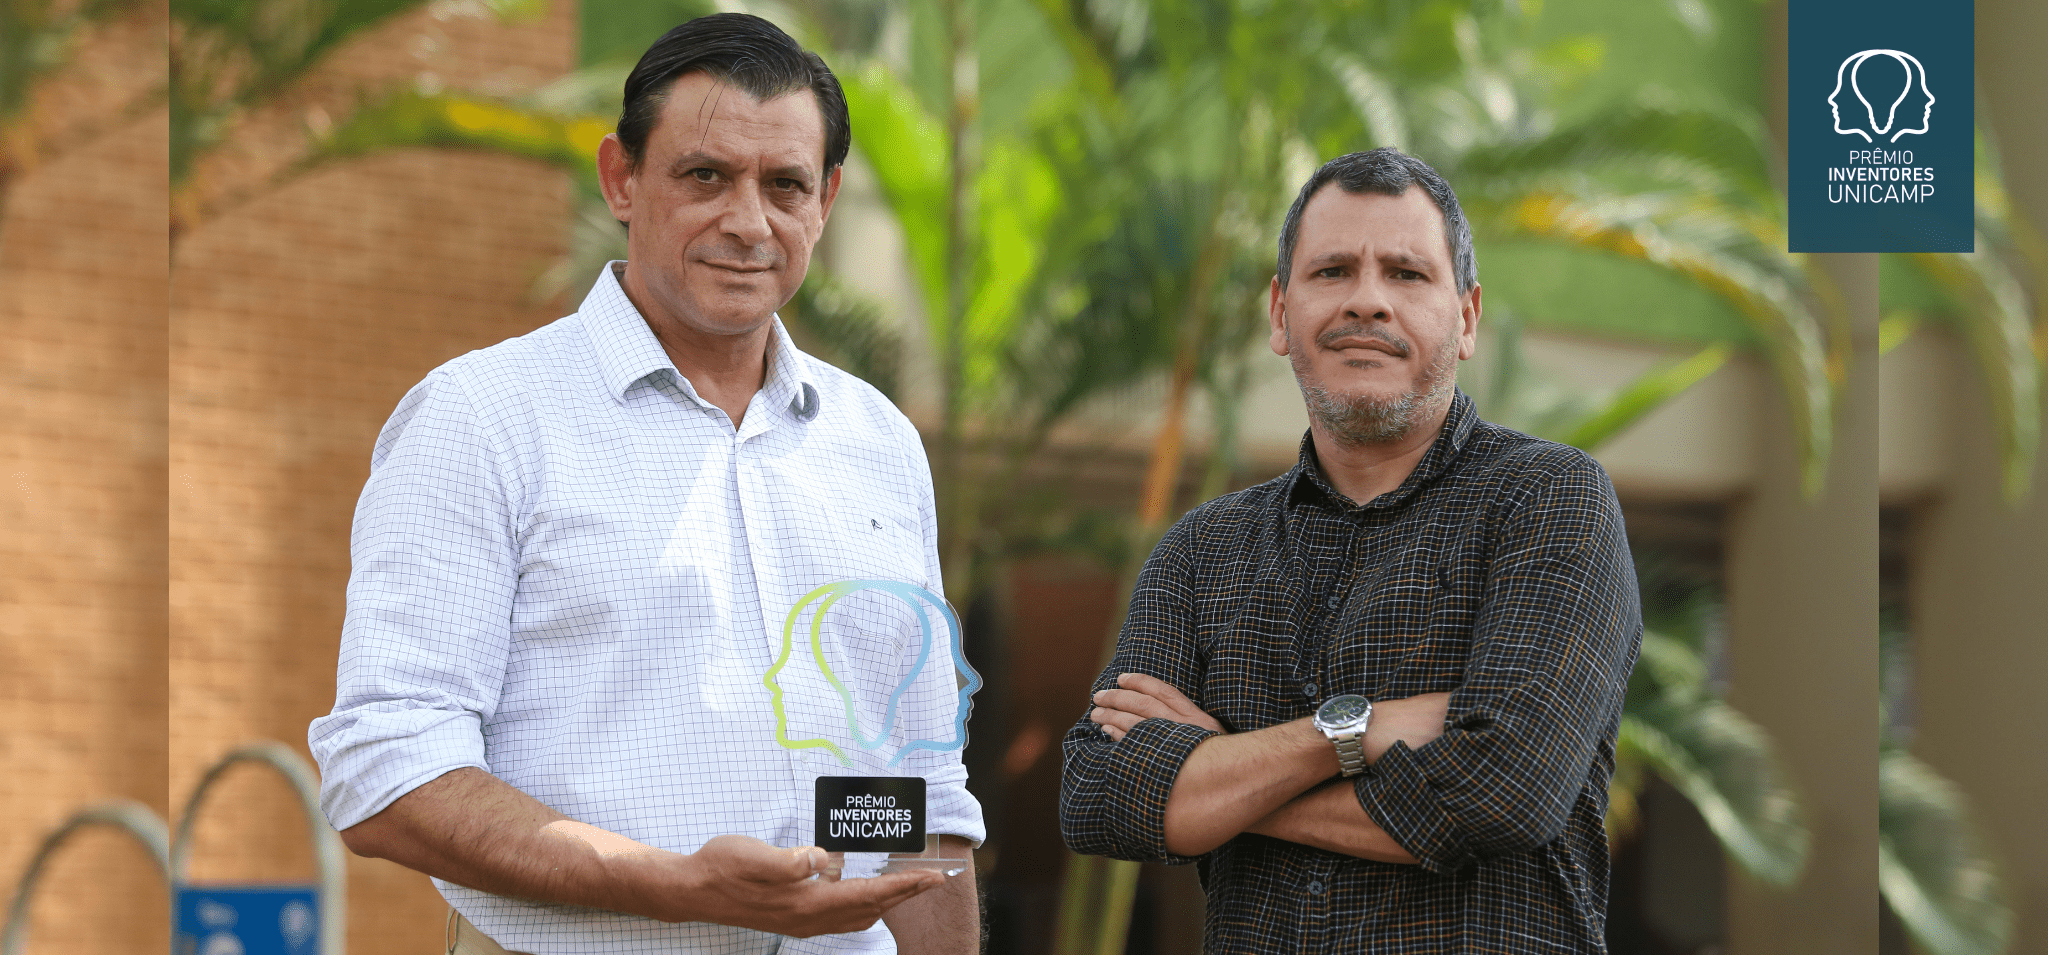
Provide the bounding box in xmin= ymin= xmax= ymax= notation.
xmin=0 ymin=0 xmax=2040 ymax=954
xmin=0 ymin=1 xmax=169 ymax=951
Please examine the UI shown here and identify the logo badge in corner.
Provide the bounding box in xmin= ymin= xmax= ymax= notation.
xmin=1790 ymin=2 xmax=1972 ymax=253
xmin=1829 ymin=50 xmax=1934 ymax=144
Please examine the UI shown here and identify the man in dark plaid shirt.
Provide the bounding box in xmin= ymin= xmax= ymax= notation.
xmin=1059 ymin=148 xmax=1641 ymax=953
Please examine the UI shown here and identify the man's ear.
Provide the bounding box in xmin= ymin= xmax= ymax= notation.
xmin=1457 ymin=284 xmax=1482 ymax=361
xmin=596 ymin=133 xmax=634 ymax=225
xmin=818 ymin=164 xmax=843 ymax=225
xmin=1267 ymin=275 xmax=1289 ymax=357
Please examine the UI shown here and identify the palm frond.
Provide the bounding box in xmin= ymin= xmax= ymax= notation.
xmin=2 ymin=0 xmax=145 ymax=124
xmin=837 ymin=62 xmax=952 ymax=346
xmin=1549 ymin=343 xmax=1733 ymax=452
xmin=1617 ymin=629 xmax=1809 ymax=887
xmin=170 ymin=0 xmax=436 ymax=184
xmin=785 ymin=273 xmax=904 ymax=401
xmin=1490 ymin=187 xmax=1836 ymax=495
xmin=1457 ymin=100 xmax=1775 ymax=203
xmin=1879 ymin=747 xmax=2014 ymax=955
xmin=532 ymin=195 xmax=627 ymax=308
xmin=310 ymin=87 xmax=604 ymax=182
xmin=1898 ymin=246 xmax=2040 ymax=501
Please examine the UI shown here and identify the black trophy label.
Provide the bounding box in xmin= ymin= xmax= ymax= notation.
xmin=815 ymin=776 xmax=925 ymax=853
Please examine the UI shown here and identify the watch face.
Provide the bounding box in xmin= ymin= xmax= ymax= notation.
xmin=1317 ymin=695 xmax=1369 ymax=727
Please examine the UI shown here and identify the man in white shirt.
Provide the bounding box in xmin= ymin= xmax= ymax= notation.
xmin=308 ymin=14 xmax=981 ymax=954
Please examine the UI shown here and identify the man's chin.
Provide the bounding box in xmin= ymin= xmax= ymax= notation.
xmin=1297 ymin=377 xmax=1454 ymax=447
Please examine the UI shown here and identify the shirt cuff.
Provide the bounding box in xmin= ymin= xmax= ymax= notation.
xmin=309 ymin=704 xmax=489 ymax=831
xmin=1352 ymin=740 xmax=1475 ymax=875
xmin=1101 ymin=718 xmax=1218 ymax=865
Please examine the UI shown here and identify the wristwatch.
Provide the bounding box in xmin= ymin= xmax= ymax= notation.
xmin=1313 ymin=694 xmax=1373 ymax=777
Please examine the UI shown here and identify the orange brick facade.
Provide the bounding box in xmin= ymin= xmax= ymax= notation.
xmin=167 ymin=2 xmax=578 ymax=952
xmin=0 ymin=3 xmax=170 ymax=951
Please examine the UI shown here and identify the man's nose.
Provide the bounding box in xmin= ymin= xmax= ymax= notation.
xmin=1341 ymin=275 xmax=1394 ymax=322
xmin=719 ymin=180 xmax=773 ymax=247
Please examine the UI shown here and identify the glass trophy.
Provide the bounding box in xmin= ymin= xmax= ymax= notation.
xmin=763 ymin=580 xmax=980 ymax=878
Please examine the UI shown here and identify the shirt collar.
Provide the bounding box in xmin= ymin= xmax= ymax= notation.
xmin=579 ymin=261 xmax=821 ymax=424
xmin=1289 ymin=388 xmax=1479 ymax=511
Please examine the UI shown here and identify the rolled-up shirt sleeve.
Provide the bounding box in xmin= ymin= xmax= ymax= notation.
xmin=1354 ymin=456 xmax=1640 ymax=875
xmin=1059 ymin=517 xmax=1218 ymax=866
xmin=309 ymin=367 xmax=519 ymax=832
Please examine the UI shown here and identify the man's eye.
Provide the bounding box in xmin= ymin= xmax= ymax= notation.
xmin=689 ymin=168 xmax=719 ymax=182
xmin=1315 ymin=267 xmax=1345 ymax=278
xmin=1394 ymin=269 xmax=1425 ymax=280
xmin=773 ymin=178 xmax=804 ymax=191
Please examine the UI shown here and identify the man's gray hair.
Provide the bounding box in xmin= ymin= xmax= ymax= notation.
xmin=1276 ymin=147 xmax=1477 ymax=294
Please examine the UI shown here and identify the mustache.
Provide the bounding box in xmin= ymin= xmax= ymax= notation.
xmin=695 ymin=244 xmax=781 ymax=267
xmin=1316 ymin=322 xmax=1411 ymax=358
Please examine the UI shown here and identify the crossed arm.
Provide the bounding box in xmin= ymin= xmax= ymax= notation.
xmin=1088 ymin=674 xmax=1449 ymax=861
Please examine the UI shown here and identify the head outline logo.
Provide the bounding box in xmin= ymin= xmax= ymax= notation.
xmin=1829 ymin=49 xmax=1933 ymax=143
xmin=763 ymin=580 xmax=982 ymax=768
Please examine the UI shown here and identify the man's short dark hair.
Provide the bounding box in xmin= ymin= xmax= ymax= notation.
xmin=617 ymin=13 xmax=851 ymax=173
xmin=1276 ymin=147 xmax=1477 ymax=294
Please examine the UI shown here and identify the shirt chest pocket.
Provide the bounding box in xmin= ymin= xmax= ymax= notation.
xmin=795 ymin=499 xmax=930 ymax=591
xmin=1334 ymin=539 xmax=1475 ymax=689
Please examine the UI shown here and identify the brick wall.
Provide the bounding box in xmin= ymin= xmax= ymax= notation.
xmin=168 ymin=2 xmax=577 ymax=951
xmin=0 ymin=3 xmax=170 ymax=952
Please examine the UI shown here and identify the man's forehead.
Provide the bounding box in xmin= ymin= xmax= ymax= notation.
xmin=1297 ymin=184 xmax=1448 ymax=261
xmin=648 ymin=72 xmax=826 ymax=167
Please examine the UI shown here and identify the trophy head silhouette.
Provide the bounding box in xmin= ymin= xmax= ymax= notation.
xmin=764 ymin=580 xmax=981 ymax=769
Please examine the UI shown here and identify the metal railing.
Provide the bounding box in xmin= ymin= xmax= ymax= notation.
xmin=2 ymin=741 xmax=348 ymax=955
xmin=172 ymin=740 xmax=347 ymax=955
xmin=0 ymin=798 xmax=172 ymax=954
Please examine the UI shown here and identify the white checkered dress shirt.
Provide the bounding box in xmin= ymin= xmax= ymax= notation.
xmin=310 ymin=263 xmax=984 ymax=954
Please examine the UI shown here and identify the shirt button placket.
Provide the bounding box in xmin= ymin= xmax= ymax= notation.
xmin=1304 ymin=862 xmax=1334 ymax=949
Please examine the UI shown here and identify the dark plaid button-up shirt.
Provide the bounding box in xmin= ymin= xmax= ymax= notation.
xmin=1060 ymin=390 xmax=1641 ymax=953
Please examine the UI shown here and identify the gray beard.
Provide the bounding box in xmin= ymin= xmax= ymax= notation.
xmin=1292 ymin=330 xmax=1459 ymax=447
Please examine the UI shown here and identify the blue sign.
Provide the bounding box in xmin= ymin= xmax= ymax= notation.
xmin=175 ymin=885 xmax=320 ymax=955
xmin=1788 ymin=0 xmax=1973 ymax=252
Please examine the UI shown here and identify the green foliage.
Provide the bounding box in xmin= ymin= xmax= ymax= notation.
xmin=577 ymin=0 xmax=716 ymax=66
xmin=311 ymin=86 xmax=606 ymax=184
xmin=785 ymin=272 xmax=905 ymax=401
xmin=1 ymin=0 xmax=141 ymax=124
xmin=1555 ymin=343 xmax=1732 ymax=451
xmin=1879 ymin=617 xmax=2015 ymax=955
xmin=1877 ymin=117 xmax=2042 ymax=503
xmin=1616 ymin=628 xmax=1807 ymax=886
xmin=171 ymin=0 xmax=433 ymax=185
xmin=837 ymin=64 xmax=951 ymax=331
xmin=0 ymin=0 xmax=151 ymax=220
xmin=1879 ymin=748 xmax=2014 ymax=955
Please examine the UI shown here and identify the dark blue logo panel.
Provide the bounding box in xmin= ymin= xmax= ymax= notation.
xmin=1790 ymin=0 xmax=1973 ymax=252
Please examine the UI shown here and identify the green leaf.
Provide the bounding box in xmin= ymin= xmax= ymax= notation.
xmin=1552 ymin=343 xmax=1732 ymax=451
xmin=1617 ymin=631 xmax=1809 ymax=886
xmin=838 ymin=63 xmax=952 ymax=343
xmin=1900 ymin=246 xmax=2041 ymax=503
xmin=310 ymin=87 xmax=606 ymax=185
xmin=1458 ymin=100 xmax=1775 ymax=203
xmin=1879 ymin=748 xmax=2014 ymax=955
xmin=786 ymin=273 xmax=904 ymax=401
xmin=960 ymin=134 xmax=1060 ymax=398
xmin=1489 ymin=187 xmax=1835 ymax=496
